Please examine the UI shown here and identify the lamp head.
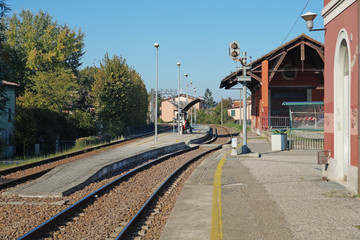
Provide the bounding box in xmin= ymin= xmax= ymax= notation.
xmin=185 ymin=73 xmax=188 ymax=77
xmin=154 ymin=43 xmax=159 ymax=48
xmin=177 ymin=62 xmax=181 ymax=66
xmin=301 ymin=12 xmax=317 ymax=31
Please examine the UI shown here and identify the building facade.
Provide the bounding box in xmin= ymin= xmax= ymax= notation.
xmin=322 ymin=0 xmax=359 ymax=193
xmin=0 ymin=81 xmax=19 ymax=157
xmin=220 ymin=34 xmax=324 ymax=131
xmin=227 ymin=99 xmax=252 ymax=123
xmin=160 ymin=94 xmax=202 ymax=122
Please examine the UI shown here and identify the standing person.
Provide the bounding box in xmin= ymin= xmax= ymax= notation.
xmin=185 ymin=118 xmax=192 ymax=133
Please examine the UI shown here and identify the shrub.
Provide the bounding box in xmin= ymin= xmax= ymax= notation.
xmin=75 ymin=133 xmax=113 ymax=148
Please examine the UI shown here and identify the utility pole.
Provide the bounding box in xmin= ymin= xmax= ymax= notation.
xmin=221 ymin=96 xmax=223 ymax=125
xmin=177 ymin=62 xmax=181 ymax=135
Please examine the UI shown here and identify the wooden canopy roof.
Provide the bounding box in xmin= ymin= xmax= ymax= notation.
xmin=219 ymin=34 xmax=324 ymax=91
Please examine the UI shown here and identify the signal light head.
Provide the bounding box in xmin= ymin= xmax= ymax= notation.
xmin=229 ymin=41 xmax=240 ymax=59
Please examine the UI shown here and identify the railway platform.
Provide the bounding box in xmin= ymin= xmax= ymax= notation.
xmin=160 ymin=134 xmax=360 ymax=239
xmin=3 ymin=125 xmax=210 ymax=198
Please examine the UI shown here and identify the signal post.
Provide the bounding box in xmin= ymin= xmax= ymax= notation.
xmin=229 ymin=41 xmax=251 ymax=154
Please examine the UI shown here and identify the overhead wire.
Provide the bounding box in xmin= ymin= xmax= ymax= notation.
xmin=268 ymin=0 xmax=311 ymax=60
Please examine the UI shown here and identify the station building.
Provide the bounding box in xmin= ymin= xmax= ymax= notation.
xmin=220 ymin=34 xmax=324 ymax=131
xmin=321 ymin=0 xmax=360 ymax=193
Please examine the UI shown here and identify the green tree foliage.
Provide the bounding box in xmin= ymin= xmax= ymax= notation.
xmin=2 ymin=9 xmax=92 ymax=155
xmin=0 ymin=0 xmax=9 ymax=113
xmin=18 ymin=69 xmax=79 ymax=112
xmin=92 ymin=54 xmax=148 ymax=136
xmin=15 ymin=106 xmax=97 ymax=155
xmin=77 ymin=67 xmax=96 ymax=110
xmin=196 ymin=98 xmax=235 ymax=125
xmin=203 ymin=88 xmax=216 ymax=109
xmin=195 ymin=108 xmax=208 ymax=124
xmin=3 ymin=9 xmax=85 ymax=94
xmin=0 ymin=0 xmax=9 ymax=42
xmin=212 ymin=98 xmax=234 ymax=124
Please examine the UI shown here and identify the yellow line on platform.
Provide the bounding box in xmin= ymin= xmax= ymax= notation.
xmin=211 ymin=150 xmax=230 ymax=240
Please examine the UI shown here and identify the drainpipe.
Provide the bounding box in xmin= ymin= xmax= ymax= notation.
xmin=357 ymin=1 xmax=360 ymax=194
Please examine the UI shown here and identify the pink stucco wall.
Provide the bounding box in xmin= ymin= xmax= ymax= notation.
xmin=323 ymin=1 xmax=359 ymax=166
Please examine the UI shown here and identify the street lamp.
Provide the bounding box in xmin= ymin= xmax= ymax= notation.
xmin=301 ymin=12 xmax=326 ymax=31
xmin=194 ymin=86 xmax=197 ymax=126
xmin=154 ymin=43 xmax=159 ymax=142
xmin=177 ymin=62 xmax=181 ymax=134
xmin=190 ymin=81 xmax=193 ymax=126
xmin=185 ymin=73 xmax=188 ymax=105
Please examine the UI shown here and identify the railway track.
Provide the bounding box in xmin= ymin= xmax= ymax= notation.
xmin=0 ymin=128 xmax=170 ymax=190
xmin=1 ymin=125 xmax=235 ymax=239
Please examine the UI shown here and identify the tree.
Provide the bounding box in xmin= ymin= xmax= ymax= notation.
xmin=195 ymin=97 xmax=234 ymax=125
xmin=92 ymin=54 xmax=148 ymax=136
xmin=4 ymin=9 xmax=88 ymax=155
xmin=18 ymin=68 xmax=79 ymax=112
xmin=212 ymin=98 xmax=234 ymax=124
xmin=3 ymin=9 xmax=85 ymax=94
xmin=77 ymin=67 xmax=96 ymax=110
xmin=0 ymin=0 xmax=9 ymax=114
xmin=203 ymin=88 xmax=216 ymax=109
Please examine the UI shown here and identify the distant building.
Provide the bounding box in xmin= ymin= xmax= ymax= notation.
xmin=227 ymin=99 xmax=251 ymax=123
xmin=160 ymin=94 xmax=202 ymax=122
xmin=0 ymin=80 xmax=19 ymax=157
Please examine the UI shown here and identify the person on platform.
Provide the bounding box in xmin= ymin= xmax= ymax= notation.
xmin=185 ymin=119 xmax=193 ymax=133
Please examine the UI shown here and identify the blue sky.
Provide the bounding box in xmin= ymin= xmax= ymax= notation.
xmin=7 ymin=0 xmax=325 ymax=102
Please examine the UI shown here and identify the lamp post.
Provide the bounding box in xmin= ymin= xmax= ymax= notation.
xmin=194 ymin=86 xmax=197 ymax=126
xmin=190 ymin=81 xmax=193 ymax=126
xmin=177 ymin=62 xmax=181 ymax=134
xmin=301 ymin=12 xmax=326 ymax=31
xmin=154 ymin=43 xmax=159 ymax=142
xmin=185 ymin=73 xmax=188 ymax=105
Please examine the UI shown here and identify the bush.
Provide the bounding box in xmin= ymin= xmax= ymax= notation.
xmin=75 ymin=133 xmax=113 ymax=148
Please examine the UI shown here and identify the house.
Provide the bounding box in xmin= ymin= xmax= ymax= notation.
xmin=227 ymin=98 xmax=251 ymax=123
xmin=160 ymin=94 xmax=202 ymax=122
xmin=220 ymin=34 xmax=324 ymax=131
xmin=321 ymin=0 xmax=359 ymax=193
xmin=0 ymin=80 xmax=19 ymax=157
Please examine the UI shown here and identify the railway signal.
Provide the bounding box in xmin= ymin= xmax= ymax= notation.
xmin=228 ymin=41 xmax=251 ymax=154
xmin=229 ymin=41 xmax=240 ymax=59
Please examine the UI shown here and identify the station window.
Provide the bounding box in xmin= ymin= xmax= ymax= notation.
xmin=231 ymin=110 xmax=235 ymax=117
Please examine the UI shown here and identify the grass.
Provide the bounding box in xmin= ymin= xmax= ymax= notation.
xmin=0 ymin=136 xmax=125 ymax=170
xmin=222 ymin=122 xmax=252 ymax=132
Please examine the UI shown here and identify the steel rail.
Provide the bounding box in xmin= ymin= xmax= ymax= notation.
xmin=18 ymin=126 xmax=225 ymax=239
xmin=0 ymin=127 xmax=172 ymax=191
xmin=17 ymin=134 xmax=212 ymax=240
xmin=115 ymin=144 xmax=223 ymax=239
xmin=115 ymin=126 xmax=232 ymax=239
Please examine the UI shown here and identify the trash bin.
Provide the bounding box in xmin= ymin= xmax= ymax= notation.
xmin=271 ymin=133 xmax=287 ymax=151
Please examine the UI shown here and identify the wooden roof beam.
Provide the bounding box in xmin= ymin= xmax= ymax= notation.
xmin=304 ymin=41 xmax=324 ymax=62
xmin=248 ymin=71 xmax=262 ymax=82
xmin=269 ymin=51 xmax=287 ymax=83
